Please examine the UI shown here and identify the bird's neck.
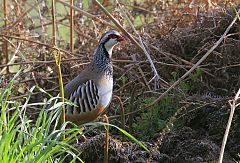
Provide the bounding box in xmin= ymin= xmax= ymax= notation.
xmin=92 ymin=44 xmax=113 ymax=77
xmin=104 ymin=43 xmax=116 ymax=58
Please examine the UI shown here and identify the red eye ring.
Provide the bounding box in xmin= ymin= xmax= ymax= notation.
xmin=107 ymin=34 xmax=127 ymax=42
xmin=109 ymin=34 xmax=118 ymax=39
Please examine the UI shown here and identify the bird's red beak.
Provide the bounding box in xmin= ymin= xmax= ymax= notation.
xmin=117 ymin=35 xmax=128 ymax=42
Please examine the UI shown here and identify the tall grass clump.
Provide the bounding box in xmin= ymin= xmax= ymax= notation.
xmin=0 ymin=71 xmax=82 ymax=163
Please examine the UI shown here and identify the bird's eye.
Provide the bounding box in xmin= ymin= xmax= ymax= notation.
xmin=109 ymin=34 xmax=118 ymax=39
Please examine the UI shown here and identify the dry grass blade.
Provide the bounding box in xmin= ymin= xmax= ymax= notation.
xmin=53 ymin=50 xmax=65 ymax=141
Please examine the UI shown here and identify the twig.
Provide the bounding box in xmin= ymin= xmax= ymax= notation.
xmin=119 ymin=2 xmax=155 ymax=15
xmin=102 ymin=115 xmax=109 ymax=163
xmin=112 ymin=95 xmax=125 ymax=141
xmin=218 ymin=88 xmax=240 ymax=163
xmin=9 ymin=87 xmax=59 ymax=101
xmin=20 ymin=75 xmax=68 ymax=84
xmin=37 ymin=0 xmax=47 ymax=43
xmin=34 ymin=16 xmax=67 ymax=29
xmin=70 ymin=0 xmax=74 ymax=53
xmin=115 ymin=71 xmax=152 ymax=94
xmin=128 ymin=83 xmax=144 ymax=133
xmin=0 ymin=34 xmax=72 ymax=56
xmin=93 ymin=0 xmax=161 ymax=90
xmin=149 ymin=44 xmax=215 ymax=78
xmin=3 ymin=0 xmax=9 ymax=74
xmin=0 ymin=58 xmax=83 ymax=69
xmin=0 ymin=43 xmax=21 ymax=75
xmin=131 ymin=54 xmax=151 ymax=91
xmin=52 ymin=0 xmax=57 ymax=46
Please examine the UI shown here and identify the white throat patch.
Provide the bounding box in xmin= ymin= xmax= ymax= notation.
xmin=104 ymin=38 xmax=118 ymax=57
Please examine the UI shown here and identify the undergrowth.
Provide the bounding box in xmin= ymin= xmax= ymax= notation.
xmin=0 ymin=71 xmax=149 ymax=162
xmin=0 ymin=72 xmax=82 ymax=162
xmin=132 ymin=69 xmax=204 ymax=140
xmin=133 ymin=95 xmax=179 ymax=141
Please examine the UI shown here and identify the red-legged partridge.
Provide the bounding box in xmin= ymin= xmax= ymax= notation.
xmin=64 ymin=30 xmax=126 ymax=125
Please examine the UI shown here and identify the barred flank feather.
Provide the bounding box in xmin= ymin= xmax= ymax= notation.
xmin=66 ymin=80 xmax=99 ymax=115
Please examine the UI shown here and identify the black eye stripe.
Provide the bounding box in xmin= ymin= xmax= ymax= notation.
xmin=101 ymin=34 xmax=117 ymax=44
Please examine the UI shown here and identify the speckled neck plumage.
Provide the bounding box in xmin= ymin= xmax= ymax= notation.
xmin=92 ymin=43 xmax=113 ymax=77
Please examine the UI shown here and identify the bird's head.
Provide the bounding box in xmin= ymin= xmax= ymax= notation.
xmin=99 ymin=30 xmax=126 ymax=56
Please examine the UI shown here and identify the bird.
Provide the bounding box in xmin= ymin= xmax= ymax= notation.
xmin=64 ymin=30 xmax=126 ymax=125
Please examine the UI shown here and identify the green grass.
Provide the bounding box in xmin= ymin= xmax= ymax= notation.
xmin=0 ymin=71 xmax=83 ymax=162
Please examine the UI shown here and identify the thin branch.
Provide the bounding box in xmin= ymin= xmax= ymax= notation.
xmin=102 ymin=115 xmax=110 ymax=163
xmin=218 ymin=88 xmax=240 ymax=163
xmin=112 ymin=95 xmax=125 ymax=141
xmin=131 ymin=54 xmax=151 ymax=91
xmin=0 ymin=34 xmax=72 ymax=56
xmin=52 ymin=0 xmax=57 ymax=46
xmin=0 ymin=43 xmax=21 ymax=75
xmin=3 ymin=0 xmax=9 ymax=73
xmin=0 ymin=58 xmax=83 ymax=69
xmin=70 ymin=0 xmax=74 ymax=53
